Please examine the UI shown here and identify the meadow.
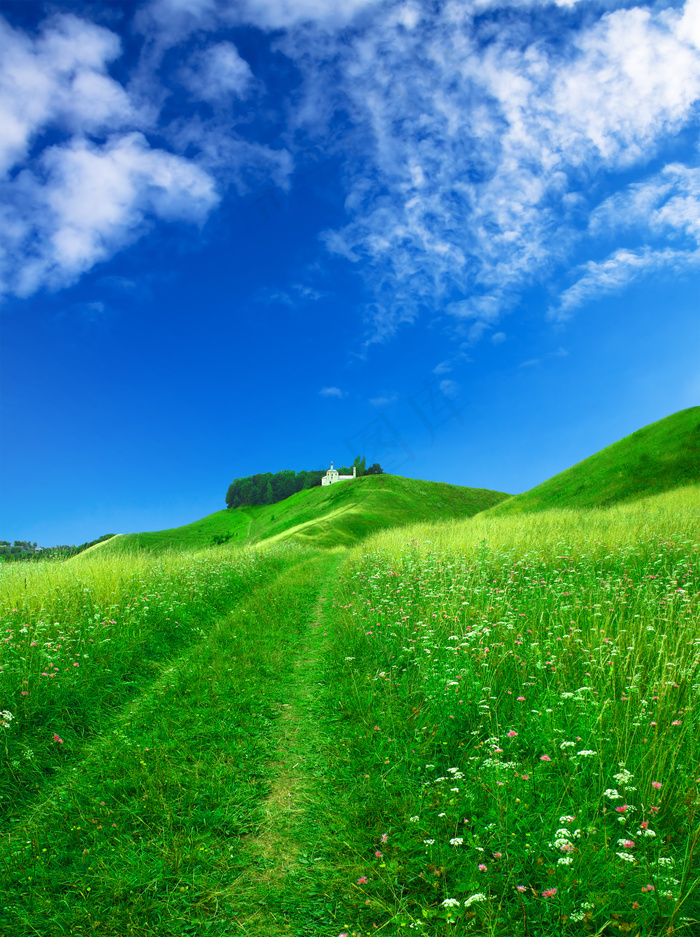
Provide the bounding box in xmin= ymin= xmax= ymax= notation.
xmin=0 ymin=484 xmax=698 ymax=935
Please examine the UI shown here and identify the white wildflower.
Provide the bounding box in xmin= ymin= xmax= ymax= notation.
xmin=464 ymin=893 xmax=487 ymax=907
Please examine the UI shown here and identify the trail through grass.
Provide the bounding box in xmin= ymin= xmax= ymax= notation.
xmin=2 ymin=488 xmax=698 ymax=936
xmin=0 ymin=548 xmax=339 ymax=935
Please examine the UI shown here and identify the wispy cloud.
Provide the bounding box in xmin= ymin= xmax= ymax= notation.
xmin=553 ymin=162 xmax=700 ymax=316
xmin=2 ymin=0 xmax=700 ymax=327
xmin=519 ymin=347 xmax=568 ymax=368
xmin=300 ymin=0 xmax=700 ymax=337
xmin=319 ymin=386 xmax=347 ymax=398
xmin=553 ymin=247 xmax=700 ymax=320
xmin=254 ymin=283 xmax=324 ymax=307
xmin=369 ymin=392 xmax=398 ymax=406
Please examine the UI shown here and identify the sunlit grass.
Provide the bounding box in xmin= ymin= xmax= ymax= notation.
xmin=0 ymin=545 xmax=300 ymax=816
xmin=1 ymin=487 xmax=698 ymax=935
xmin=317 ymin=489 xmax=700 ymax=935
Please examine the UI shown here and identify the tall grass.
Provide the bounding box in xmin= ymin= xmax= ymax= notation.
xmin=0 ymin=546 xmax=334 ymax=936
xmin=0 ymin=545 xmax=299 ymax=816
xmin=318 ymin=489 xmax=700 ymax=935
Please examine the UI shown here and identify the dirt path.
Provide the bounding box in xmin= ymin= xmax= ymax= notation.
xmin=228 ymin=554 xmax=343 ymax=935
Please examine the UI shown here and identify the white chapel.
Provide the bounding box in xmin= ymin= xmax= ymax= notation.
xmin=321 ymin=461 xmax=357 ymax=486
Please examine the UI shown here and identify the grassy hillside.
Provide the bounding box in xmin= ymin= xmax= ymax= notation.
xmin=93 ymin=474 xmax=510 ymax=554
xmin=488 ymin=405 xmax=700 ymax=516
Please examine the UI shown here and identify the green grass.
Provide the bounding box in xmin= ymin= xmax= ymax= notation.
xmin=0 ymin=546 xmax=336 ymax=935
xmin=2 ymin=412 xmax=699 ymax=936
xmin=489 ymin=406 xmax=700 ymax=515
xmin=92 ymin=474 xmax=510 ymax=555
xmin=306 ymin=494 xmax=700 ymax=936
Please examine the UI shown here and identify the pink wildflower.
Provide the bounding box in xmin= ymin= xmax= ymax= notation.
xmin=507 ymin=730 xmax=518 ymax=737
xmin=516 ymin=886 xmax=527 ymax=893
xmin=357 ymin=876 xmax=368 ymax=885
xmin=641 ymin=885 xmax=655 ymax=893
xmin=615 ymin=805 xmax=629 ymax=813
xmin=53 ymin=734 xmax=63 ymax=744
xmin=652 ymin=781 xmax=662 ymax=789
xmin=542 ymin=888 xmax=557 ymax=899
xmin=381 ymin=833 xmax=388 ymax=843
xmin=540 ymin=755 xmax=552 ymax=762
xmin=517 ymin=696 xmax=525 ymax=701
xmin=375 ymin=851 xmax=382 ymax=858
xmin=478 ymin=864 xmax=487 ymax=871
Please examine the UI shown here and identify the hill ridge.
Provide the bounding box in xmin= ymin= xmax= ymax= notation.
xmin=91 ymin=474 xmax=510 ymax=555
xmin=487 ymin=406 xmax=700 ymax=516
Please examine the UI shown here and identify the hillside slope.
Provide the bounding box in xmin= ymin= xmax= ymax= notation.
xmin=488 ymin=406 xmax=700 ymax=516
xmin=93 ymin=475 xmax=510 ymax=554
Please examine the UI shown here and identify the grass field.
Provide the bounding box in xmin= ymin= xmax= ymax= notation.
xmin=489 ymin=406 xmax=700 ymax=515
xmin=1 ymin=413 xmax=698 ymax=935
xmin=93 ymin=475 xmax=510 ymax=555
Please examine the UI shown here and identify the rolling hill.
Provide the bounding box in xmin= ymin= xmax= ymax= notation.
xmin=487 ymin=406 xmax=700 ymax=516
xmin=92 ymin=474 xmax=510 ymax=554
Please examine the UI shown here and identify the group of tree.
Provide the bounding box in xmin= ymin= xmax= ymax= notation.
xmin=0 ymin=534 xmax=115 ymax=562
xmin=225 ymin=456 xmax=383 ymax=509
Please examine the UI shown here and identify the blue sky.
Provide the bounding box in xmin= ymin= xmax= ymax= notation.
xmin=1 ymin=0 xmax=698 ymax=546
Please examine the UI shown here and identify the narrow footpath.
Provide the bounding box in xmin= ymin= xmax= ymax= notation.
xmin=228 ymin=551 xmax=347 ymax=937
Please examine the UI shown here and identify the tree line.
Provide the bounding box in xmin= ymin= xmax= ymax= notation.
xmin=0 ymin=534 xmax=116 ymax=562
xmin=225 ymin=456 xmax=383 ymax=509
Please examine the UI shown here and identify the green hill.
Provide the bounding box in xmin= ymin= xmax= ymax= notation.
xmin=488 ymin=406 xmax=700 ymax=516
xmin=93 ymin=474 xmax=510 ymax=554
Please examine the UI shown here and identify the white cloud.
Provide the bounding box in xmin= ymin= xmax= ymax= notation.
xmin=298 ymin=0 xmax=700 ymax=336
xmin=369 ymin=393 xmax=398 ymax=406
xmin=553 ymin=246 xmax=700 ymax=320
xmin=439 ymin=379 xmax=460 ymax=398
xmin=137 ymin=0 xmax=380 ymax=45
xmin=235 ymin=0 xmax=380 ymax=29
xmin=0 ymin=9 xmax=290 ymax=300
xmin=0 ymin=14 xmax=135 ymax=177
xmin=320 ymin=386 xmax=347 ymax=398
xmin=180 ymin=42 xmax=253 ymax=101
xmin=557 ymin=161 xmax=700 ymax=314
xmin=1 ymin=133 xmax=218 ymax=298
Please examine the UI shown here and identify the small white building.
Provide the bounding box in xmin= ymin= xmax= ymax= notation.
xmin=321 ymin=461 xmax=357 ymax=486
